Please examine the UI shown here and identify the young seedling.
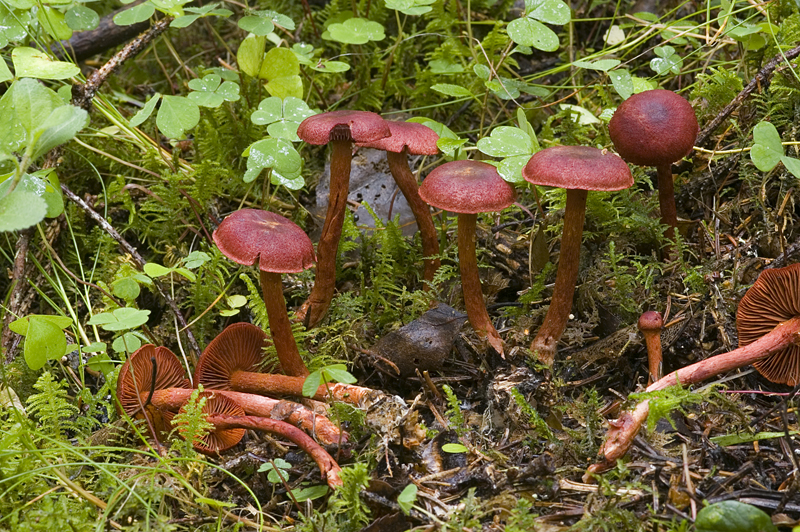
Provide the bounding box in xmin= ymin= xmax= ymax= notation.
xmin=608 ymin=89 xmax=698 ymax=258
xmin=523 ymin=146 xmax=633 ymax=367
xmin=213 ymin=209 xmax=315 ymax=377
xmin=296 ymin=110 xmax=391 ymax=328
xmin=418 ymin=160 xmax=516 ymax=357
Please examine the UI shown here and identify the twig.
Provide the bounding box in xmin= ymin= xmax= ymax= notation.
xmin=695 ymin=42 xmax=800 ymax=147
xmin=2 ymin=228 xmax=32 ymax=362
xmin=60 ymin=184 xmax=202 ymax=360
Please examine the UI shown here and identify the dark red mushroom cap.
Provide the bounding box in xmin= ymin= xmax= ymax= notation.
xmin=213 ymin=209 xmax=315 ymax=274
xmin=194 ymin=322 xmax=276 ymax=389
xmin=174 ymin=392 xmax=246 ymax=455
xmin=737 ymin=263 xmax=800 ymax=385
xmin=523 ymin=145 xmax=633 ymax=191
xmin=357 ymin=121 xmax=439 ymax=155
xmin=418 ymin=160 xmax=516 ymax=214
xmin=297 ymin=110 xmax=390 ymax=145
xmin=608 ymin=89 xmax=698 ymax=167
xmin=638 ymin=311 xmax=663 ymax=332
xmin=117 ymin=345 xmax=189 ymax=433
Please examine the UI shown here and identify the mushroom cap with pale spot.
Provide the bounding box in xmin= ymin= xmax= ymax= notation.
xmin=297 ymin=110 xmax=390 ymax=145
xmin=213 ymin=209 xmax=315 ymax=274
xmin=737 ymin=263 xmax=800 ymax=385
xmin=523 ymin=145 xmax=633 ymax=191
xmin=608 ymin=89 xmax=698 ymax=167
xmin=418 ymin=160 xmax=516 ymax=214
xmin=357 ymin=121 xmax=439 ymax=155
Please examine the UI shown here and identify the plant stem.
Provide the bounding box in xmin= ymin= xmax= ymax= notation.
xmin=530 ymin=188 xmax=587 ymax=366
xmin=458 ymin=212 xmax=503 ymax=356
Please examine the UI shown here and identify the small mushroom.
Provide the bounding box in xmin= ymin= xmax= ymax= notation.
xmin=195 ymin=322 xmax=377 ymax=405
xmin=418 ymin=160 xmax=516 ymax=357
xmin=523 ymin=146 xmax=633 ymax=367
xmin=297 ymin=111 xmax=391 ymax=328
xmin=213 ymin=209 xmax=315 ymax=377
xmin=608 ymin=90 xmax=698 ymax=258
xmin=357 ymin=121 xmax=441 ymax=285
xmin=638 ymin=311 xmax=663 ymax=384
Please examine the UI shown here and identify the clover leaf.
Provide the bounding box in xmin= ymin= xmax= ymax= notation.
xmin=507 ymin=0 xmax=571 ymax=52
xmin=650 ymin=45 xmax=683 ymax=76
xmin=9 ymin=315 xmax=72 ymax=370
xmin=88 ymin=307 xmax=151 ymax=332
xmin=385 ymin=0 xmax=436 ymax=16
xmin=326 ymin=18 xmax=385 ymax=44
xmin=12 ymin=47 xmax=80 ymax=80
xmin=156 ymin=95 xmax=200 ymax=139
xmin=251 ymin=96 xmax=316 ymax=141
xmin=258 ymin=458 xmax=292 ymax=483
xmin=750 ymin=120 xmax=800 ymax=179
xmin=187 ymin=74 xmax=240 ymax=107
xmin=243 ymin=138 xmax=303 ymax=189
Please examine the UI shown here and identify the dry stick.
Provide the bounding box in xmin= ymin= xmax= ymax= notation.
xmin=60 ymin=185 xmax=202 ymax=360
xmin=696 ymin=42 xmax=800 ymax=148
xmin=2 ymin=228 xmax=32 ymax=362
xmin=586 ymin=316 xmax=800 ymax=479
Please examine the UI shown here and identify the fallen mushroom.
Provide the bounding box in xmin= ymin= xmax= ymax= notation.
xmin=608 ymin=89 xmax=698 ymax=258
xmin=213 ymin=209 xmax=315 ymax=377
xmin=523 ymin=146 xmax=633 ymax=367
xmin=117 ymin=344 xmax=346 ymax=445
xmin=170 ymin=391 xmax=342 ymax=488
xmin=587 ymin=264 xmax=800 ymax=477
xmin=418 ymin=160 xmax=516 ymax=356
xmin=195 ymin=322 xmax=380 ymax=405
xmin=297 ymin=110 xmax=391 ymax=328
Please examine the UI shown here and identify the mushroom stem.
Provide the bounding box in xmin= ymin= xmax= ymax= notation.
xmin=656 ymin=163 xmax=678 ymax=258
xmin=304 ymin=138 xmax=352 ymax=329
xmin=639 ymin=311 xmax=663 ymax=385
xmin=531 ymin=188 xmax=587 ymax=367
xmin=149 ymin=388 xmax=347 ymax=445
xmin=229 ymin=370 xmax=376 ymax=405
xmin=588 ymin=315 xmax=800 ymax=477
xmin=208 ymin=414 xmax=343 ymax=488
xmin=386 ymin=150 xmax=440 ymax=285
xmin=457 ymin=212 xmax=504 ymax=356
xmin=261 ymin=270 xmax=309 ymax=377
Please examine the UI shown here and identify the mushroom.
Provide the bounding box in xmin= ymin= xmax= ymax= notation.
xmin=118 ymin=344 xmax=346 ymax=445
xmin=213 ymin=209 xmax=315 ymax=377
xmin=588 ymin=263 xmax=800 ymax=477
xmin=356 ymin=120 xmax=441 ymax=285
xmin=608 ymin=89 xmax=698 ymax=257
xmin=523 ymin=146 xmax=633 ymax=367
xmin=170 ymin=391 xmax=343 ymax=488
xmin=638 ymin=311 xmax=663 ymax=384
xmin=195 ymin=322 xmax=378 ymax=405
xmin=418 ymin=160 xmax=516 ymax=356
xmin=297 ymin=110 xmax=391 ymax=328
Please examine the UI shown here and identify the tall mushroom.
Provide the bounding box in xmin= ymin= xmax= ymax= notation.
xmin=418 ymin=160 xmax=516 ymax=356
xmin=118 ymin=344 xmax=346 ymax=445
xmin=523 ymin=146 xmax=633 ymax=367
xmin=588 ymin=263 xmax=800 ymax=477
xmin=356 ymin=121 xmax=441 ymax=285
xmin=170 ymin=392 xmax=343 ymax=488
xmin=608 ymin=89 xmax=698 ymax=257
xmin=297 ymin=111 xmax=391 ymax=328
xmin=213 ymin=209 xmax=315 ymax=377
xmin=639 ymin=311 xmax=664 ymax=384
xmin=195 ymin=322 xmax=378 ymax=405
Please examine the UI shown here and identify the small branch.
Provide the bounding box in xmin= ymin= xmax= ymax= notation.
xmin=60 ymin=184 xmax=202 ymax=360
xmin=696 ymin=42 xmax=800 ymax=148
xmin=2 ymin=228 xmax=32 ymax=362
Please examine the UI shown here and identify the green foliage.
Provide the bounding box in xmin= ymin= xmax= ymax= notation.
xmin=170 ymin=388 xmax=214 ymax=456
xmin=566 ymin=507 xmax=645 ymax=532
xmin=298 ymin=463 xmax=371 ymax=532
xmin=630 ymin=384 xmax=706 ymax=433
xmin=302 ymin=363 xmax=357 ymax=397
xmin=510 ymin=387 xmax=554 ymax=441
xmin=441 ymin=384 xmax=465 ymax=436
xmin=695 ymin=500 xmax=777 ymax=532
xmin=26 ymin=372 xmax=79 ymax=440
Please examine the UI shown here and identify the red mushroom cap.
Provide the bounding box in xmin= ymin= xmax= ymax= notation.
xmin=357 ymin=121 xmax=439 ymax=155
xmin=213 ymin=209 xmax=315 ymax=274
xmin=737 ymin=263 xmax=800 ymax=385
xmin=194 ymin=322 xmax=276 ymax=389
xmin=297 ymin=110 xmax=390 ymax=145
xmin=608 ymin=89 xmax=698 ymax=167
xmin=638 ymin=311 xmax=663 ymax=332
xmin=418 ymin=160 xmax=516 ymax=214
xmin=523 ymin=145 xmax=633 ymax=191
